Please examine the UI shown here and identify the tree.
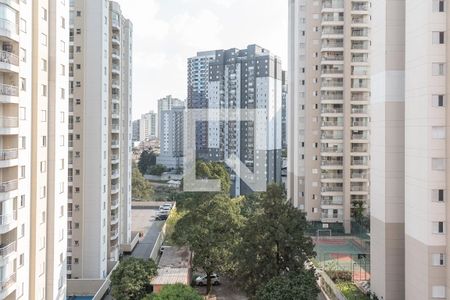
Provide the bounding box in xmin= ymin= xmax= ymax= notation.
xmin=149 ymin=164 xmax=167 ymax=176
xmin=138 ymin=150 xmax=157 ymax=174
xmin=172 ymin=194 xmax=243 ymax=295
xmin=176 ymin=161 xmax=231 ymax=212
xmin=132 ymin=165 xmax=154 ymax=201
xmin=110 ymin=257 xmax=157 ymax=300
xmin=233 ymin=184 xmax=315 ymax=297
xmin=255 ymin=269 xmax=319 ymax=300
xmin=143 ymin=284 xmax=203 ymax=300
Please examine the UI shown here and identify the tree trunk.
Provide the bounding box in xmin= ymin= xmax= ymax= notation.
xmin=206 ymin=272 xmax=212 ymax=295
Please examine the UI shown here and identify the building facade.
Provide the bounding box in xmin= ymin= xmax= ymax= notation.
xmin=139 ymin=111 xmax=157 ymax=141
xmin=287 ymin=0 xmax=370 ymax=233
xmin=156 ymin=100 xmax=185 ymax=170
xmin=67 ymin=0 xmax=132 ymax=281
xmin=0 ymin=0 xmax=70 ymax=299
xmin=132 ymin=119 xmax=140 ymax=142
xmin=188 ymin=45 xmax=283 ymax=196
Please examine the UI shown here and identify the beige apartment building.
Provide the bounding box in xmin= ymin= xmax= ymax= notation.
xmin=0 ymin=0 xmax=69 ymax=299
xmin=67 ymin=0 xmax=132 ymax=283
xmin=288 ymin=0 xmax=370 ymax=233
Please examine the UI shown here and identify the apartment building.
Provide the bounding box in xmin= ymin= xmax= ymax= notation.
xmin=0 ymin=0 xmax=70 ymax=299
xmin=67 ymin=0 xmax=132 ymax=282
xmin=287 ymin=0 xmax=370 ymax=233
xmin=156 ymin=99 xmax=184 ymax=170
xmin=188 ymin=45 xmax=283 ymax=196
xmin=132 ymin=119 xmax=140 ymax=142
xmin=139 ymin=111 xmax=157 ymax=141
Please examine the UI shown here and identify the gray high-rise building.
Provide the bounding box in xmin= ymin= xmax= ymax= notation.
xmin=132 ymin=119 xmax=140 ymax=142
xmin=187 ymin=45 xmax=283 ymax=196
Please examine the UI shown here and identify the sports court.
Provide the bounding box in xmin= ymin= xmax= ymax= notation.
xmin=314 ymin=236 xmax=370 ymax=281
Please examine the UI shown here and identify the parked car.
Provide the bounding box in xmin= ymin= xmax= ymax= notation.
xmin=159 ymin=203 xmax=172 ymax=210
xmin=195 ymin=274 xmax=220 ymax=286
xmin=155 ymin=213 xmax=168 ymax=221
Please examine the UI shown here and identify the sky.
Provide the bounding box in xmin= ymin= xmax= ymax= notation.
xmin=115 ymin=0 xmax=288 ymax=120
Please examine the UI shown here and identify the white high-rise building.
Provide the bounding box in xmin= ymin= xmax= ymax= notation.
xmin=288 ymin=0 xmax=370 ymax=233
xmin=139 ymin=111 xmax=158 ymax=141
xmin=67 ymin=0 xmax=132 ymax=283
xmin=0 ymin=0 xmax=70 ymax=299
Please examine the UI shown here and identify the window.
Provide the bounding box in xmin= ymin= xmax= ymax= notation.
xmin=40 ymin=186 xmax=46 ymax=199
xmin=76 ymin=11 xmax=81 ymax=17
xmin=432 ymin=285 xmax=446 ymax=298
xmin=21 ymin=136 xmax=26 ymax=149
xmin=20 ymin=78 xmax=26 ymax=91
xmin=42 ymin=136 xmax=47 ymax=147
xmin=20 ymin=224 xmax=25 ymax=238
xmin=61 ymin=64 xmax=65 ymax=75
xmin=19 ymin=253 xmax=24 ymax=266
xmin=433 ymin=221 xmax=445 ymax=234
xmin=432 ymin=127 xmax=445 ymax=139
xmin=19 ymin=107 xmax=26 ymax=120
xmin=41 ymin=110 xmax=46 ymax=122
xmin=432 ymin=94 xmax=445 ymax=107
xmin=41 ymin=7 xmax=47 ymax=20
xmin=432 ymin=253 xmax=446 ymax=266
xmin=20 ymin=18 xmax=26 ymax=33
xmin=432 ymin=63 xmax=445 ymax=76
xmin=20 ymin=48 xmax=26 ymax=62
xmin=60 ymin=135 xmax=65 ymax=146
xmin=433 ymin=31 xmax=445 ymax=44
xmin=40 ymin=161 xmax=46 ymax=173
xmin=60 ymin=40 xmax=65 ymax=52
xmin=40 ymin=33 xmax=47 ymax=46
xmin=61 ymin=17 xmax=65 ymax=28
xmin=433 ymin=158 xmax=446 ymax=170
xmin=60 ymin=159 xmax=64 ymax=170
xmin=41 ymin=59 xmax=47 ymax=71
xmin=20 ymin=166 xmax=25 ymax=178
xmin=433 ymin=189 xmax=445 ymax=202
xmin=433 ymin=0 xmax=445 ymax=12
xmin=61 ymin=88 xmax=65 ymax=99
xmin=42 ymin=84 xmax=47 ymax=96
xmin=60 ymin=112 xmax=65 ymax=123
xmin=20 ymin=195 xmax=25 ymax=207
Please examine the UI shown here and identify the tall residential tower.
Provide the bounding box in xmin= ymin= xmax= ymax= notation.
xmin=67 ymin=0 xmax=132 ymax=281
xmin=288 ymin=0 xmax=370 ymax=233
xmin=188 ymin=45 xmax=283 ymax=196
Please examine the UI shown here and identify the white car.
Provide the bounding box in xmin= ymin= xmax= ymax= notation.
xmin=195 ymin=274 xmax=220 ymax=286
xmin=159 ymin=203 xmax=172 ymax=211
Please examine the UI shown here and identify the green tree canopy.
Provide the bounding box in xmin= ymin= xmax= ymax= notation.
xmin=143 ymin=284 xmax=203 ymax=300
xmin=132 ymin=164 xmax=154 ymax=201
xmin=149 ymin=164 xmax=167 ymax=176
xmin=110 ymin=257 xmax=157 ymax=300
xmin=255 ymin=269 xmax=320 ymax=300
xmin=176 ymin=161 xmax=231 ymax=212
xmin=172 ymin=194 xmax=243 ymax=294
xmin=138 ymin=150 xmax=157 ymax=174
xmin=233 ymin=184 xmax=315 ymax=297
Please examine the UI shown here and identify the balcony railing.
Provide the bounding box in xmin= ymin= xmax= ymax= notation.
xmin=0 ymin=211 xmax=16 ymax=226
xmin=322 ymin=0 xmax=344 ymax=9
xmin=0 ymin=242 xmax=16 ymax=257
xmin=0 ymin=149 xmax=17 ymax=161
xmin=321 ymin=186 xmax=343 ymax=193
xmin=321 ymin=160 xmax=343 ymax=166
xmin=0 ymin=18 xmax=18 ymax=37
xmin=111 ymin=169 xmax=119 ymax=177
xmin=322 ymin=107 xmax=343 ymax=113
xmin=321 ymin=173 xmax=343 ymax=179
xmin=0 ymin=180 xmax=17 ymax=193
xmin=0 ymin=84 xmax=18 ymax=97
xmin=322 ymin=121 xmax=344 ymax=127
xmin=351 ymin=172 xmax=369 ymax=179
xmin=0 ymin=51 xmax=18 ymax=67
xmin=321 ymin=213 xmax=344 ymax=220
xmin=321 ymin=199 xmax=344 ymax=206
xmin=0 ymin=273 xmax=15 ymax=291
xmin=351 ymin=185 xmax=368 ymax=192
xmin=0 ymin=117 xmax=18 ymax=128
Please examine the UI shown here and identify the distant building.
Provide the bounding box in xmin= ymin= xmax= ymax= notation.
xmin=139 ymin=111 xmax=158 ymax=141
xmin=157 ymin=99 xmax=185 ymax=170
xmin=187 ymin=45 xmax=283 ymax=196
xmin=282 ymin=70 xmax=288 ymax=152
xmin=132 ymin=119 xmax=140 ymax=142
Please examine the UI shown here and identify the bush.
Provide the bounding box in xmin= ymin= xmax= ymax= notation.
xmin=326 ymin=270 xmax=352 ymax=282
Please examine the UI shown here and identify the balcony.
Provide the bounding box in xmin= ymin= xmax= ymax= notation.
xmin=0 ymin=148 xmax=17 ymax=168
xmin=111 ymin=197 xmax=119 ymax=209
xmin=0 ymin=51 xmax=18 ymax=73
xmin=111 ymin=140 xmax=119 ymax=149
xmin=112 ymin=49 xmax=121 ymax=59
xmin=321 ymin=132 xmax=343 ymax=140
xmin=111 ymin=154 xmax=119 ymax=164
xmin=0 ymin=180 xmax=17 ymax=193
xmin=350 ymin=185 xmax=369 ymax=193
xmin=321 ymin=120 xmax=344 ymax=128
xmin=321 ymin=107 xmax=343 ymax=114
xmin=112 ymin=18 xmax=120 ymax=30
xmin=112 ymin=64 xmax=120 ymax=74
xmin=0 ymin=241 xmax=16 ymax=264
xmin=0 ymin=116 xmax=18 ymax=135
xmin=321 ymin=159 xmax=343 ymax=167
xmin=0 ymin=272 xmax=16 ymax=298
xmin=111 ymin=214 xmax=119 ymax=224
xmin=351 ymin=171 xmax=369 ymax=180
xmin=351 ymin=159 xmax=369 ymax=167
xmin=0 ymin=84 xmax=18 ymax=104
xmin=110 ymin=229 xmax=119 ymax=240
xmin=351 ymin=120 xmax=369 ymax=127
xmin=321 ymin=213 xmax=344 ymax=222
xmin=112 ymin=35 xmax=120 ymax=46
xmin=352 ymin=3 xmax=369 ymax=12
xmin=111 ymin=169 xmax=120 ymax=179
xmin=321 ymin=172 xmax=343 ymax=181
xmin=111 ymin=184 xmax=119 ymax=194
xmin=322 ymin=0 xmax=344 ymax=10
xmin=351 ymin=133 xmax=368 ymax=141
xmin=321 ymin=198 xmax=344 ymax=206
xmin=0 ymin=18 xmax=19 ymax=42
xmin=0 ymin=209 xmax=16 ymax=234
